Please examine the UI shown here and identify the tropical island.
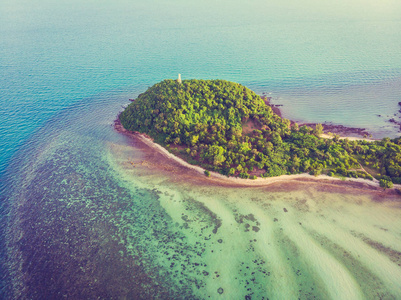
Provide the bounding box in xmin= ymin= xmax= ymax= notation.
xmin=119 ymin=79 xmax=401 ymax=189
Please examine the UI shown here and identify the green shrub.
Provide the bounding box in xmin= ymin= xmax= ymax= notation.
xmin=391 ymin=177 xmax=401 ymax=184
xmin=309 ymin=169 xmax=322 ymax=176
xmin=120 ymin=79 xmax=401 ymax=184
xmin=379 ymin=179 xmax=393 ymax=189
xmin=239 ymin=172 xmax=250 ymax=179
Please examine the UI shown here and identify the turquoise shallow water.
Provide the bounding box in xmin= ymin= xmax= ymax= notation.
xmin=1 ymin=0 xmax=401 ymax=298
xmin=1 ymin=0 xmax=401 ymax=175
xmin=2 ymin=91 xmax=401 ymax=298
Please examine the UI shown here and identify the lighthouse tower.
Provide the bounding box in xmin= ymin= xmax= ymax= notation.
xmin=177 ymin=73 xmax=182 ymax=84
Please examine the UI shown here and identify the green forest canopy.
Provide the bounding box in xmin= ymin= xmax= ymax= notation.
xmin=120 ymin=79 xmax=401 ymax=183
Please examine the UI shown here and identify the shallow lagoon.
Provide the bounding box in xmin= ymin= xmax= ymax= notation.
xmin=2 ymin=0 xmax=401 ymax=298
xmin=4 ymin=92 xmax=401 ymax=299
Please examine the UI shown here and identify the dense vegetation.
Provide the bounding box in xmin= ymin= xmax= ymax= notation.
xmin=120 ymin=79 xmax=401 ymax=184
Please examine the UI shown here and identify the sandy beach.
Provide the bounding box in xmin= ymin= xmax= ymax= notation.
xmin=110 ymin=122 xmax=401 ymax=299
xmin=319 ymin=133 xmax=377 ymax=142
xmin=114 ymin=118 xmax=401 ymax=197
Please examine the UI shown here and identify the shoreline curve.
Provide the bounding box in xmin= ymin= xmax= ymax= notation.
xmin=114 ymin=117 xmax=401 ymax=195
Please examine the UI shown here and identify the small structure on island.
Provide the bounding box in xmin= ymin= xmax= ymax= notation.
xmin=177 ymin=73 xmax=182 ymax=84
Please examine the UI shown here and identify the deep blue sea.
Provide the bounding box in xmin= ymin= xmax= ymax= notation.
xmin=1 ymin=0 xmax=401 ymax=298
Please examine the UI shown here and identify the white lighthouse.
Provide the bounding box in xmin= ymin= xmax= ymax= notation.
xmin=177 ymin=73 xmax=182 ymax=84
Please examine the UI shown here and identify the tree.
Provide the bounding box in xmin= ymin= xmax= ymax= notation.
xmin=190 ymin=135 xmax=199 ymax=146
xmin=299 ymin=125 xmax=312 ymax=134
xmin=119 ymin=79 xmax=401 ymax=183
xmin=314 ymin=124 xmax=323 ymax=136
xmin=228 ymin=168 xmax=236 ymax=176
xmin=271 ymin=132 xmax=282 ymax=145
xmin=205 ymin=145 xmax=226 ymax=166
xmin=379 ymin=179 xmax=393 ymax=190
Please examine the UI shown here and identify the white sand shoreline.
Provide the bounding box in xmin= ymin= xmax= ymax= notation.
xmin=115 ymin=118 xmax=400 ymax=191
xmin=319 ymin=133 xmax=377 ymax=142
xmin=134 ymin=131 xmax=397 ymax=190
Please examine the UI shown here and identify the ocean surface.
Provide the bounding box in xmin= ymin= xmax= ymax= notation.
xmin=1 ymin=0 xmax=401 ymax=298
